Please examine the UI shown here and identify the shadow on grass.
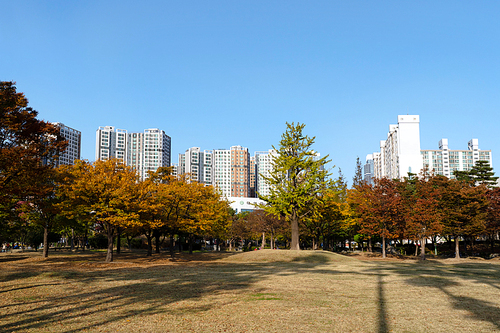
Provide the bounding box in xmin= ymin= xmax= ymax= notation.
xmin=0 ymin=255 xmax=30 ymax=263
xmin=0 ymin=251 xmax=351 ymax=332
xmin=364 ymin=260 xmax=500 ymax=331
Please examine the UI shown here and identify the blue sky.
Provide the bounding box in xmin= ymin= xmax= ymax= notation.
xmin=2 ymin=1 xmax=500 ymax=185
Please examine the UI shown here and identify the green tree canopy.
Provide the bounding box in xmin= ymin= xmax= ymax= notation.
xmin=259 ymin=122 xmax=331 ymax=250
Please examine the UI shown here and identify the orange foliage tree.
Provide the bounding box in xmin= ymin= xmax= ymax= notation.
xmin=0 ymin=82 xmax=67 ymax=242
xmin=58 ymin=159 xmax=140 ymax=262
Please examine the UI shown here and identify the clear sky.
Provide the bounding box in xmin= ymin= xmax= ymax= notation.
xmin=2 ymin=1 xmax=500 ymax=185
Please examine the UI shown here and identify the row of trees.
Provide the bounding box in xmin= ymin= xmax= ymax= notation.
xmin=0 ymin=82 xmax=231 ymax=262
xmin=350 ymin=164 xmax=500 ymax=259
xmin=9 ymin=158 xmax=232 ymax=262
xmin=3 ymin=81 xmax=499 ymax=261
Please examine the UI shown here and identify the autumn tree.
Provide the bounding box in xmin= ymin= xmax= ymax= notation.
xmin=259 ymin=122 xmax=331 ymax=250
xmin=400 ymin=174 xmax=443 ymax=260
xmin=351 ymin=178 xmax=402 ymax=258
xmin=247 ymin=209 xmax=287 ymax=249
xmin=486 ymin=187 xmax=500 ymax=253
xmin=58 ymin=159 xmax=140 ymax=262
xmin=438 ymin=177 xmax=489 ymax=259
xmin=0 ymin=81 xmax=67 ymax=241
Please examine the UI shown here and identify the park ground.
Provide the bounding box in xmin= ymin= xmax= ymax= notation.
xmin=1 ymin=250 xmax=500 ymax=332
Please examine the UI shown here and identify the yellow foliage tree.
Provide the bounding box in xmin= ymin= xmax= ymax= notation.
xmin=58 ymin=159 xmax=140 ymax=262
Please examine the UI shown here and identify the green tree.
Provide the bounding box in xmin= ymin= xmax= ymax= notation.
xmin=259 ymin=122 xmax=331 ymax=250
xmin=469 ymin=160 xmax=498 ymax=188
xmin=453 ymin=160 xmax=498 ymax=188
xmin=352 ymin=156 xmax=364 ymax=187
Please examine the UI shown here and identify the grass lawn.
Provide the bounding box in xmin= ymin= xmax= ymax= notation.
xmin=1 ymin=250 xmax=500 ymax=332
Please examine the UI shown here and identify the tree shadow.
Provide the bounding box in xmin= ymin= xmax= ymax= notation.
xmin=377 ymin=274 xmax=390 ymax=333
xmin=0 ymin=251 xmax=352 ymax=332
xmin=365 ymin=260 xmax=500 ymax=331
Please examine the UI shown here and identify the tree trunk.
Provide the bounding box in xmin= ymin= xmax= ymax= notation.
xmin=188 ymin=235 xmax=193 ymax=254
xmin=491 ymin=234 xmax=495 ymax=254
xmin=415 ymin=241 xmax=418 ymax=256
xmin=70 ymin=228 xmax=75 ymax=251
xmin=154 ymin=229 xmax=161 ymax=254
xmin=382 ymin=236 xmax=386 ymax=258
xmin=105 ymin=223 xmax=114 ymax=262
xmin=368 ymin=237 xmax=372 ymax=253
xmin=146 ymin=233 xmax=153 ymax=257
xmin=170 ymin=234 xmax=175 ymax=258
xmin=420 ymin=236 xmax=426 ymax=260
xmin=262 ymin=232 xmax=265 ymax=249
xmin=290 ymin=212 xmax=300 ymax=250
xmin=271 ymin=231 xmax=274 ymax=249
xmin=42 ymin=225 xmax=49 ymax=258
xmin=116 ymin=227 xmax=121 ymax=254
xmin=455 ymin=236 xmax=460 ymax=259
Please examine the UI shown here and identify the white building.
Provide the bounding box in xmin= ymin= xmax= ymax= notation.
xmin=254 ymin=150 xmax=277 ymax=197
xmin=422 ymin=138 xmax=492 ymax=179
xmin=366 ymin=115 xmax=423 ymax=180
xmin=365 ymin=116 xmax=493 ymax=182
xmin=95 ymin=126 xmax=127 ymax=163
xmin=213 ymin=148 xmax=233 ymax=197
xmin=228 ymin=197 xmax=266 ymax=214
xmin=177 ymin=147 xmax=213 ymax=184
xmin=52 ymin=122 xmax=81 ymax=166
xmin=96 ymin=126 xmax=171 ymax=180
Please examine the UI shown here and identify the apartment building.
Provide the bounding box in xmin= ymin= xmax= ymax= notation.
xmin=254 ymin=149 xmax=277 ymax=197
xmin=422 ymin=138 xmax=492 ymax=179
xmin=96 ymin=126 xmax=171 ymax=180
xmin=95 ymin=126 xmax=127 ymax=163
xmin=52 ymin=122 xmax=81 ymax=166
xmin=365 ymin=115 xmax=493 ymax=182
xmin=177 ymin=147 xmax=213 ymax=184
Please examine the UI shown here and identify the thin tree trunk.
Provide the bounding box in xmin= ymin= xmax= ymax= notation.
xmin=154 ymin=229 xmax=161 ymax=254
xmin=262 ymin=232 xmax=265 ymax=249
xmin=290 ymin=212 xmax=300 ymax=250
xmin=170 ymin=234 xmax=175 ymax=258
xmin=146 ymin=233 xmax=153 ymax=257
xmin=42 ymin=225 xmax=49 ymax=258
xmin=420 ymin=237 xmax=426 ymax=260
xmin=368 ymin=237 xmax=372 ymax=253
xmin=70 ymin=228 xmax=75 ymax=251
xmin=382 ymin=236 xmax=386 ymax=258
xmin=189 ymin=235 xmax=193 ymax=254
xmin=455 ymin=236 xmax=460 ymax=259
xmin=116 ymin=227 xmax=121 ymax=254
xmin=105 ymin=223 xmax=114 ymax=262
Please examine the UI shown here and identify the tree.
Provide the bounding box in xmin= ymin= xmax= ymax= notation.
xmin=486 ymin=187 xmax=500 ymax=253
xmin=58 ymin=159 xmax=140 ymax=262
xmin=469 ymin=160 xmax=498 ymax=188
xmin=400 ymin=174 xmax=443 ymax=260
xmin=453 ymin=160 xmax=498 ymax=188
xmin=259 ymin=122 xmax=331 ymax=250
xmin=351 ymin=178 xmax=402 ymax=258
xmin=438 ymin=177 xmax=488 ymax=259
xmin=352 ymin=156 xmax=364 ymax=187
xmin=0 ymin=81 xmax=66 ymax=239
xmin=247 ymin=210 xmax=287 ymax=249
xmin=17 ymin=166 xmax=67 ymax=258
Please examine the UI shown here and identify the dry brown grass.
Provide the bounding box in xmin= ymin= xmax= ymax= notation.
xmin=1 ymin=250 xmax=500 ymax=332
